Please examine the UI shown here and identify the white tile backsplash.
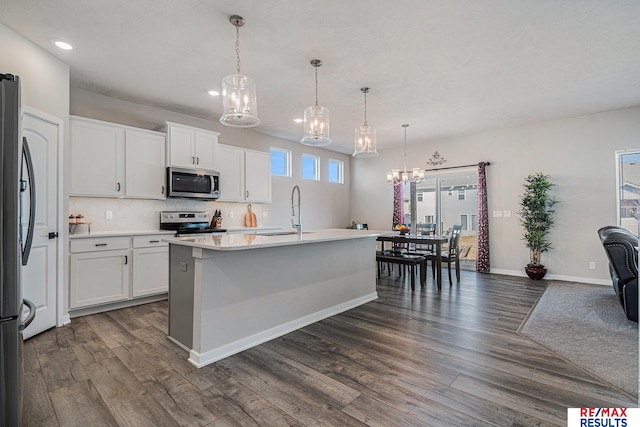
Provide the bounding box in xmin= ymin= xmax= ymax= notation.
xmin=69 ymin=197 xmax=270 ymax=232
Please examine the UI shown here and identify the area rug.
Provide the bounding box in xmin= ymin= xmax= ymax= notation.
xmin=519 ymin=281 xmax=638 ymax=398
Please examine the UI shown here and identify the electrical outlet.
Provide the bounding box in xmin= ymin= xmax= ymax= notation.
xmin=492 ymin=210 xmax=503 ymax=218
xmin=105 ymin=210 xmax=113 ymax=220
xmin=229 ymin=210 xmax=234 ymax=219
xmin=180 ymin=262 xmax=188 ymax=272
xmin=589 ymin=261 xmax=596 ymax=270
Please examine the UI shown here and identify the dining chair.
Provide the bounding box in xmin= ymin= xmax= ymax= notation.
xmin=427 ymin=224 xmax=462 ymax=285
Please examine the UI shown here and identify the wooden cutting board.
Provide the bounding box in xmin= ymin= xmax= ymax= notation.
xmin=245 ymin=204 xmax=257 ymax=227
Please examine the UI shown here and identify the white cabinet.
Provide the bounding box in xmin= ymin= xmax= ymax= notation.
xmin=132 ymin=236 xmax=169 ymax=297
xmin=216 ymin=144 xmax=271 ymax=203
xmin=245 ymin=150 xmax=271 ymax=203
xmin=70 ymin=116 xmax=166 ymax=199
xmin=125 ymin=129 xmax=166 ymax=199
xmin=70 ymin=117 xmax=124 ymax=197
xmin=69 ymin=237 xmax=130 ymax=309
xmin=164 ymin=122 xmax=219 ymax=170
xmin=69 ymin=234 xmax=169 ymax=311
xmin=216 ymin=144 xmax=245 ymax=201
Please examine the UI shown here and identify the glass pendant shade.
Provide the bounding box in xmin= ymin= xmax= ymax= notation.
xmin=353 ymin=87 xmax=378 ymax=158
xmin=301 ymin=105 xmax=331 ymax=146
xmin=220 ymin=74 xmax=261 ymax=127
xmin=354 ymin=125 xmax=378 ymax=158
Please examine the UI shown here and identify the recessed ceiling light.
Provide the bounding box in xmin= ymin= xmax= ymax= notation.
xmin=208 ymin=90 xmax=220 ymax=97
xmin=293 ymin=118 xmax=303 ymax=123
xmin=51 ymin=40 xmax=73 ymax=50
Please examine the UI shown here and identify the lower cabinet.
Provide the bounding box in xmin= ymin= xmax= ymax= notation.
xmin=69 ymin=235 xmax=168 ymax=310
xmin=132 ymin=236 xmax=169 ymax=297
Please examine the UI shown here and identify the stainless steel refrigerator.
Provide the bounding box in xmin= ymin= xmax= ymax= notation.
xmin=1 ymin=73 xmax=37 ymax=426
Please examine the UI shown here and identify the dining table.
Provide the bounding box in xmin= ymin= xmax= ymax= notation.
xmin=376 ymin=233 xmax=449 ymax=289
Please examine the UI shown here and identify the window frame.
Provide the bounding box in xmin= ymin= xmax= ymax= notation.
xmin=327 ymin=158 xmax=344 ymax=184
xmin=270 ymin=147 xmax=292 ymax=178
xmin=302 ymin=153 xmax=320 ymax=181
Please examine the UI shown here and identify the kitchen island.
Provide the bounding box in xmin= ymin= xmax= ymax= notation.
xmin=165 ymin=229 xmax=379 ymax=368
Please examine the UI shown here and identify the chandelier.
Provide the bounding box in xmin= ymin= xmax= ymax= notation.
xmin=301 ymin=59 xmax=331 ymax=146
xmin=353 ymin=87 xmax=378 ymax=158
xmin=220 ymin=15 xmax=261 ymax=128
xmin=386 ymin=124 xmax=425 ymax=185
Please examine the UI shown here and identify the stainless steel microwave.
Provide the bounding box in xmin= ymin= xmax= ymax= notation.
xmin=166 ymin=167 xmax=220 ymax=200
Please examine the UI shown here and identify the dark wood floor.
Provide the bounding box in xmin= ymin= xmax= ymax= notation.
xmin=22 ymin=271 xmax=637 ymax=426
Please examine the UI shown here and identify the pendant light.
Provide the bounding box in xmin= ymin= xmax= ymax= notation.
xmin=301 ymin=59 xmax=331 ymax=146
xmin=386 ymin=124 xmax=425 ymax=185
xmin=353 ymin=87 xmax=378 ymax=158
xmin=220 ymin=15 xmax=261 ymax=128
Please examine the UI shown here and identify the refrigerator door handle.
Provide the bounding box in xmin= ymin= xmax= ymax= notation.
xmin=21 ymin=137 xmax=36 ymax=266
xmin=21 ymin=298 xmax=36 ymax=330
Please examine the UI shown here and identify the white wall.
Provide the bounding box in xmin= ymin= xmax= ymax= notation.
xmin=352 ymin=107 xmax=640 ymax=284
xmin=70 ymin=88 xmax=352 ymax=231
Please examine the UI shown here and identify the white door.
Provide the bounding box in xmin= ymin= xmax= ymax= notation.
xmin=21 ymin=108 xmax=60 ymax=339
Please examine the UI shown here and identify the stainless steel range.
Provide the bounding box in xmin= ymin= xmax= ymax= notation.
xmin=160 ymin=211 xmax=225 ymax=236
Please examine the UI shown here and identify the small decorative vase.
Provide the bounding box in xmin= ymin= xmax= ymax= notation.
xmin=525 ymin=265 xmax=547 ymax=280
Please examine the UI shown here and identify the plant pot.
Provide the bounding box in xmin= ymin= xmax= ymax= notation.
xmin=525 ymin=264 xmax=547 ymax=280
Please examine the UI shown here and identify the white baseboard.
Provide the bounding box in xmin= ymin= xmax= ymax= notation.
xmin=488 ymin=268 xmax=610 ymax=286
xmin=188 ymin=292 xmax=379 ymax=368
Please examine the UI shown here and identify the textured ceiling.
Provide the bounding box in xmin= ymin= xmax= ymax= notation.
xmin=1 ymin=0 xmax=639 ymax=154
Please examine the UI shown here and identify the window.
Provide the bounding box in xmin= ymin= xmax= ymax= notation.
xmin=328 ymin=159 xmax=344 ymax=184
xmin=460 ymin=214 xmax=469 ymax=230
xmin=270 ymin=147 xmax=291 ymax=177
xmin=471 ymin=214 xmax=478 ymax=231
xmin=302 ymin=154 xmax=319 ymax=181
xmin=417 ymin=191 xmax=423 ymax=202
xmin=458 ymin=188 xmax=466 ymax=200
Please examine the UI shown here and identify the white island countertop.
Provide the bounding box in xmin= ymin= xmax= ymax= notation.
xmin=164 ymin=228 xmax=380 ymax=251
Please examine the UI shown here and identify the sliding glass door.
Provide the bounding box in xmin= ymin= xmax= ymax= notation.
xmin=404 ymin=169 xmax=478 ymax=267
xmin=616 ymin=149 xmax=640 ymax=236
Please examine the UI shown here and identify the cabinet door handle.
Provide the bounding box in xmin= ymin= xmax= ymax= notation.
xmin=192 ymin=156 xmax=195 ymax=164
xmin=196 ymin=157 xmax=200 ymax=165
xmin=161 ymin=185 xmax=164 ymax=195
xmin=149 ymin=240 xmax=160 ymax=243
xmin=124 ymin=255 xmax=128 ymax=265
xmin=117 ymin=182 xmax=121 ymax=191
xmin=95 ymin=243 xmax=108 ymax=247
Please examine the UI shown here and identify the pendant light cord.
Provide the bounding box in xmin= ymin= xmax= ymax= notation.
xmin=314 ymin=66 xmax=318 ymax=107
xmin=403 ymin=124 xmax=409 ymax=172
xmin=235 ymin=24 xmax=241 ymax=74
xmin=363 ymin=90 xmax=368 ymax=126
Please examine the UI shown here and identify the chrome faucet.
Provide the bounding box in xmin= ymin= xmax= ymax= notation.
xmin=291 ymin=185 xmax=301 ymax=234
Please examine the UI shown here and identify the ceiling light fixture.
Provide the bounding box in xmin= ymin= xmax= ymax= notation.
xmin=301 ymin=59 xmax=331 ymax=146
xmin=52 ymin=40 xmax=73 ymax=50
xmin=220 ymin=15 xmax=260 ymax=128
xmin=386 ymin=124 xmax=425 ymax=185
xmin=353 ymin=87 xmax=378 ymax=158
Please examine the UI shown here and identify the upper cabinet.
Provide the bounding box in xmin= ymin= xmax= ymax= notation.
xmin=70 ymin=116 xmax=166 ymax=199
xmin=124 ymin=129 xmax=166 ymax=199
xmin=164 ymin=122 xmax=219 ymax=170
xmin=216 ymin=144 xmax=271 ymax=203
xmin=70 ymin=117 xmax=124 ymax=197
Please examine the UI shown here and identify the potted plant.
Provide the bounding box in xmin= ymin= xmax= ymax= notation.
xmin=518 ymin=173 xmax=558 ymax=280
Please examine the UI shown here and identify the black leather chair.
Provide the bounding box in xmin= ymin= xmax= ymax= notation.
xmin=597 ymin=226 xmax=638 ymax=322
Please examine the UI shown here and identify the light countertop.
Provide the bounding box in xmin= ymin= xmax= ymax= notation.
xmin=163 ymin=228 xmax=380 ymax=251
xmin=68 ymin=230 xmax=176 ymax=239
